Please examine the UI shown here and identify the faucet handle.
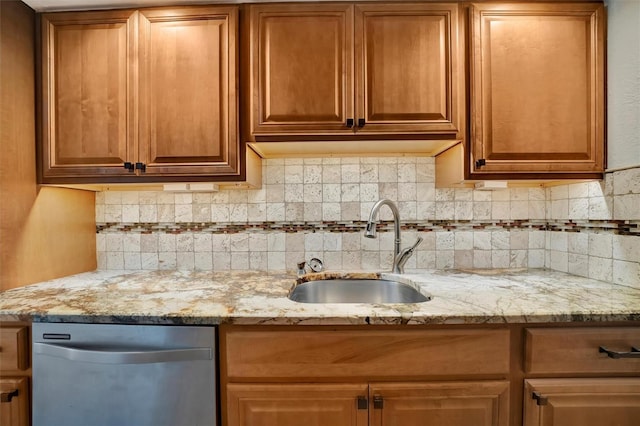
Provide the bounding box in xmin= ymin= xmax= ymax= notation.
xmin=396 ymin=237 xmax=423 ymax=273
xmin=407 ymin=237 xmax=423 ymax=252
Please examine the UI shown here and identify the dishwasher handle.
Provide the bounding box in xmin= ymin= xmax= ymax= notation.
xmin=33 ymin=342 xmax=212 ymax=365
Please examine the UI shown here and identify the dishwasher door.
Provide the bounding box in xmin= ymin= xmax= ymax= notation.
xmin=32 ymin=323 xmax=216 ymax=426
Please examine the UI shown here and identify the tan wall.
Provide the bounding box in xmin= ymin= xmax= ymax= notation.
xmin=0 ymin=0 xmax=96 ymax=291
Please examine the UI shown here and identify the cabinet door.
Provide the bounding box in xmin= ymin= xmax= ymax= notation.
xmin=40 ymin=10 xmax=136 ymax=181
xmin=355 ymin=3 xmax=462 ymax=136
xmin=249 ymin=3 xmax=354 ymax=136
xmin=524 ymin=378 xmax=640 ymax=426
xmin=469 ymin=3 xmax=605 ymax=178
xmin=0 ymin=378 xmax=29 ymax=426
xmin=138 ymin=6 xmax=240 ymax=178
xmin=226 ymin=383 xmax=368 ymax=426
xmin=369 ymin=381 xmax=509 ymax=426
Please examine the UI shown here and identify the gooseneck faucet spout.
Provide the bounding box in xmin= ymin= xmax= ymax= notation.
xmin=365 ymin=199 xmax=422 ymax=274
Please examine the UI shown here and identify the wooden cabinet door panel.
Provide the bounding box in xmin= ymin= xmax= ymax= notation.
xmin=250 ymin=4 xmax=353 ymax=135
xmin=41 ymin=10 xmax=136 ymax=179
xmin=469 ymin=2 xmax=605 ymax=176
xmin=370 ymin=381 xmax=509 ymax=426
xmin=0 ymin=378 xmax=29 ymax=426
xmin=226 ymin=383 xmax=368 ymax=426
xmin=139 ymin=7 xmax=239 ymax=177
xmin=355 ymin=3 xmax=461 ymax=135
xmin=524 ymin=378 xmax=640 ymax=426
xmin=0 ymin=327 xmax=28 ymax=372
xmin=525 ymin=327 xmax=640 ymax=375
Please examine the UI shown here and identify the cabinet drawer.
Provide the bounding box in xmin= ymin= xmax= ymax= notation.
xmin=525 ymin=327 xmax=640 ymax=374
xmin=0 ymin=327 xmax=28 ymax=372
xmin=0 ymin=377 xmax=29 ymax=426
xmin=223 ymin=328 xmax=510 ymax=380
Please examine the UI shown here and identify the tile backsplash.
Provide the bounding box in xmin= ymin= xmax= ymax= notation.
xmin=96 ymin=157 xmax=640 ymax=288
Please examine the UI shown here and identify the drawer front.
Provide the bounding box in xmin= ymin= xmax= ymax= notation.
xmin=0 ymin=327 xmax=28 ymax=372
xmin=224 ymin=328 xmax=510 ymax=380
xmin=525 ymin=327 xmax=640 ymax=374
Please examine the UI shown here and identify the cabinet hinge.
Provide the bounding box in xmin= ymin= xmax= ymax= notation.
xmin=532 ymin=391 xmax=548 ymax=406
xmin=357 ymin=396 xmax=368 ymax=410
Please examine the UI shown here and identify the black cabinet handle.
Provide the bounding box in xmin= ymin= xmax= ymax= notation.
xmin=475 ymin=159 xmax=486 ymax=168
xmin=346 ymin=118 xmax=354 ymax=128
xmin=358 ymin=118 xmax=366 ymax=128
xmin=373 ymin=395 xmax=383 ymax=409
xmin=124 ymin=162 xmax=134 ymax=172
xmin=0 ymin=389 xmax=18 ymax=403
xmin=135 ymin=162 xmax=146 ymax=173
xmin=532 ymin=391 xmax=548 ymax=406
xmin=357 ymin=396 xmax=368 ymax=410
xmin=599 ymin=346 xmax=640 ymax=359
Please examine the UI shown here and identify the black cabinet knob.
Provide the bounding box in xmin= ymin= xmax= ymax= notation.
xmin=135 ymin=162 xmax=146 ymax=173
xmin=475 ymin=159 xmax=486 ymax=168
xmin=124 ymin=162 xmax=134 ymax=172
xmin=346 ymin=118 xmax=354 ymax=128
xmin=358 ymin=118 xmax=366 ymax=128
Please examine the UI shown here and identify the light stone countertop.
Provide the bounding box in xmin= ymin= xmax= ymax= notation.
xmin=0 ymin=268 xmax=638 ymax=325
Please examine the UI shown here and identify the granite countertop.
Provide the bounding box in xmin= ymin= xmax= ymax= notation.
xmin=1 ymin=268 xmax=639 ymax=325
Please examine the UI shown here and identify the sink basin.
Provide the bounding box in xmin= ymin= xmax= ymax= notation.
xmin=288 ymin=279 xmax=430 ymax=304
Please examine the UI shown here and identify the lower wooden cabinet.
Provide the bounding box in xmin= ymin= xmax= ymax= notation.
xmin=0 ymin=325 xmax=30 ymax=426
xmin=222 ymin=324 xmax=640 ymax=426
xmin=227 ymin=383 xmax=368 ymax=426
xmin=523 ymin=378 xmax=640 ymax=426
xmin=226 ymin=381 xmax=509 ymax=426
xmin=0 ymin=378 xmax=29 ymax=426
xmin=370 ymin=381 xmax=509 ymax=426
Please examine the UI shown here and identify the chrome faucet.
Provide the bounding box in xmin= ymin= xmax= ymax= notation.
xmin=365 ymin=199 xmax=423 ymax=274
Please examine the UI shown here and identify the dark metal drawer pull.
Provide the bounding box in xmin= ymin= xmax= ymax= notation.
xmin=599 ymin=346 xmax=640 ymax=359
xmin=1 ymin=389 xmax=18 ymax=403
xmin=532 ymin=391 xmax=548 ymax=406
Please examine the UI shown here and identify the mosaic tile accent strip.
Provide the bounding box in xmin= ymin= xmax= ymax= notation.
xmin=96 ymin=219 xmax=640 ymax=236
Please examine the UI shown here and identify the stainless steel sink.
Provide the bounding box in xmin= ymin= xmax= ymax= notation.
xmin=288 ymin=279 xmax=430 ymax=304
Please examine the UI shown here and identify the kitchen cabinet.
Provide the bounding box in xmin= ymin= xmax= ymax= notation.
xmin=523 ymin=327 xmax=640 ymax=426
xmin=39 ymin=6 xmax=257 ymax=185
xmin=221 ymin=326 xmax=510 ymax=426
xmin=466 ymin=2 xmax=605 ymax=180
xmin=245 ymin=2 xmax=463 ymax=156
xmin=523 ymin=378 xmax=640 ymax=426
xmin=227 ymin=383 xmax=368 ymax=426
xmin=0 ymin=325 xmax=30 ymax=426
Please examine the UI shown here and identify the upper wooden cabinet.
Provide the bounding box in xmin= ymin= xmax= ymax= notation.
xmin=468 ymin=2 xmax=605 ymax=179
xmin=39 ymin=6 xmax=246 ymax=184
xmin=246 ymin=2 xmax=463 ymax=140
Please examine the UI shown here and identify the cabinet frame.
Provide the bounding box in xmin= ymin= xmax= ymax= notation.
xmin=38 ymin=6 xmax=246 ymax=184
xmin=245 ymin=2 xmax=464 ymax=142
xmin=467 ymin=2 xmax=606 ymax=180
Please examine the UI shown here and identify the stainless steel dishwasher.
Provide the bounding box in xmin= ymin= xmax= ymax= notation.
xmin=32 ymin=322 xmax=217 ymax=426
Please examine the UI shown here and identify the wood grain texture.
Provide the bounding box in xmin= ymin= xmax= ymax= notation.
xmin=226 ymin=383 xmax=368 ymax=426
xmin=370 ymin=381 xmax=510 ymax=426
xmin=469 ymin=2 xmax=605 ymax=177
xmin=355 ymin=3 xmax=463 ymax=136
xmin=40 ymin=9 xmax=137 ymax=179
xmin=249 ymin=3 xmax=354 ymax=135
xmin=0 ymin=377 xmax=29 ymax=426
xmin=1 ymin=1 xmax=95 ymax=291
xmin=223 ymin=328 xmax=510 ymax=380
xmin=0 ymin=327 xmax=28 ymax=372
xmin=523 ymin=378 xmax=640 ymax=426
xmin=525 ymin=327 xmax=640 ymax=374
xmin=138 ymin=6 xmax=240 ymax=177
